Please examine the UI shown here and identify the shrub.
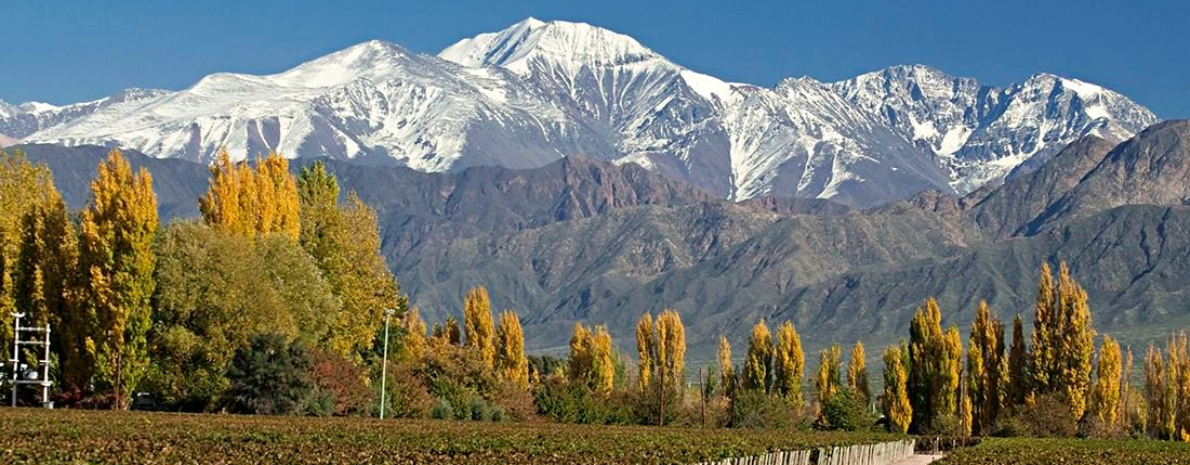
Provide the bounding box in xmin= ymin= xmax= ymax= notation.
xmin=431 ymin=399 xmax=454 ymax=420
xmin=308 ymin=349 xmax=374 ymax=416
xmin=992 ymin=395 xmax=1078 ymax=438
xmin=730 ymin=389 xmax=804 ymax=429
xmin=819 ymin=388 xmax=875 ymax=431
xmin=533 ymin=375 xmax=631 ymax=425
xmin=224 ymin=333 xmax=313 ymax=415
xmin=378 ymin=360 xmax=436 ymax=419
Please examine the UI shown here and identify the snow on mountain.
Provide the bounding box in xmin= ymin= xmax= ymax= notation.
xmin=0 ymin=88 xmax=168 ymax=140
xmin=28 ymin=40 xmax=603 ymax=169
xmin=831 ymin=65 xmax=1158 ymax=193
xmin=440 ymin=19 xmax=949 ymax=205
xmin=12 ymin=19 xmax=1160 ymax=206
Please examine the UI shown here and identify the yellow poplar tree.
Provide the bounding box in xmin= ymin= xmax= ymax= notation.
xmin=494 ymin=310 xmax=529 ymax=388
xmin=968 ymin=300 xmax=1006 ymax=434
xmin=591 ymin=325 xmax=615 ymax=394
xmin=1031 ymin=262 xmax=1057 ymax=393
xmin=847 ymin=341 xmax=869 ymax=404
xmin=773 ymin=321 xmax=805 ymax=406
xmin=568 ymin=323 xmax=613 ymax=393
xmin=958 ymin=379 xmax=973 ymax=437
xmin=656 ymin=310 xmax=686 ymax=400
xmin=14 ymin=186 xmax=81 ymax=385
xmin=1144 ymin=343 xmax=1167 ymax=438
xmin=883 ymin=344 xmax=913 ymax=433
xmin=568 ymin=323 xmax=593 ymax=384
xmin=254 ymin=153 xmax=300 ymax=238
xmin=718 ymin=335 xmax=735 ymax=398
xmin=815 ymin=344 xmax=842 ymax=407
xmin=635 ymin=313 xmax=655 ymax=393
xmin=401 ymin=307 xmax=427 ymax=362
xmin=78 ymin=149 xmax=158 ymax=407
xmin=0 ymin=149 xmax=58 ymax=352
xmin=1057 ymin=262 xmax=1096 ymax=420
xmin=744 ymin=319 xmax=773 ymax=392
xmin=909 ymin=298 xmax=943 ymax=431
xmin=942 ymin=325 xmax=963 ymax=416
xmin=200 ymin=150 xmax=300 ymax=240
xmin=1088 ymin=334 xmax=1122 ymax=428
xmin=463 ymin=286 xmax=495 ymax=369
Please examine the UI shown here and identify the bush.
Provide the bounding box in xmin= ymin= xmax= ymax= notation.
xmin=730 ymin=389 xmax=804 ymax=429
xmin=224 ymin=333 xmax=313 ymax=415
xmin=378 ymin=360 xmax=436 ymax=419
xmin=533 ymin=375 xmax=631 ymax=425
xmin=818 ymin=388 xmax=875 ymax=431
xmin=431 ymin=399 xmax=454 ymax=420
xmin=308 ymin=349 xmax=374 ymax=416
xmin=469 ymin=397 xmax=490 ymax=421
xmin=992 ymin=395 xmax=1078 ymax=438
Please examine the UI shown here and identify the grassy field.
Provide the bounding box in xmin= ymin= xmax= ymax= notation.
xmin=936 ymin=437 xmax=1190 ymax=465
xmin=0 ymin=408 xmax=901 ymax=465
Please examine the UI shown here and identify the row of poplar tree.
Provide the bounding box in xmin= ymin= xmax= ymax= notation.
xmin=0 ymin=148 xmax=405 ymax=409
xmin=713 ymin=262 xmax=1190 ymax=440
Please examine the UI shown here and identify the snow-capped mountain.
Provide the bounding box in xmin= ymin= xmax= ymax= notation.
xmin=25 ymin=40 xmax=607 ymax=170
xmin=0 ymin=88 xmax=167 ymax=140
xmin=6 ymin=18 xmax=1159 ymax=206
xmin=831 ymin=65 xmax=1158 ymax=193
xmin=439 ymin=18 xmax=952 ymax=204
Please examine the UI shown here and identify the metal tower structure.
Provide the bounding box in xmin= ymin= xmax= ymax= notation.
xmin=8 ymin=312 xmax=53 ymax=408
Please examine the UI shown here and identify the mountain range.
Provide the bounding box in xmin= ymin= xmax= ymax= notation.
xmin=14 ymin=120 xmax=1190 ymax=362
xmin=1 ymin=18 xmax=1159 ymax=207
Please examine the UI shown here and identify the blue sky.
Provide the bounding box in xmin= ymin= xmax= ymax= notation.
xmin=3 ymin=0 xmax=1187 ymax=117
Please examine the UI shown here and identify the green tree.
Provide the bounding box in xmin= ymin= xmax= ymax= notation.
xmin=77 ymin=149 xmax=158 ymax=407
xmin=147 ymin=222 xmax=338 ymax=409
xmin=1007 ymin=313 xmax=1029 ymax=407
xmin=225 ymin=332 xmax=313 ymax=415
xmin=298 ymin=163 xmax=405 ymax=360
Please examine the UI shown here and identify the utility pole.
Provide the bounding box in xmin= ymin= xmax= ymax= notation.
xmin=379 ymin=308 xmax=396 ymax=420
xmin=699 ymin=366 xmax=705 ymax=428
xmin=658 ymin=363 xmax=665 ymax=427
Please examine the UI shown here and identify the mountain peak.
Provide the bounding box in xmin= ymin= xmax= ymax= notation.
xmin=438 ymin=18 xmax=661 ymax=74
xmin=269 ymin=39 xmax=412 ymax=88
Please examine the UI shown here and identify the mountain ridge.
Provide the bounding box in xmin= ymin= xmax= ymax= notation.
xmin=3 ymin=18 xmax=1158 ymax=207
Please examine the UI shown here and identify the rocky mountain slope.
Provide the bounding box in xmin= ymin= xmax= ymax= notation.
xmin=13 ymin=120 xmax=1190 ymax=360
xmin=4 ymin=19 xmax=1157 ymax=207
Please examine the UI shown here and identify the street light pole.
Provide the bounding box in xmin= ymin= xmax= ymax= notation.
xmin=379 ymin=308 xmax=396 ymax=420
